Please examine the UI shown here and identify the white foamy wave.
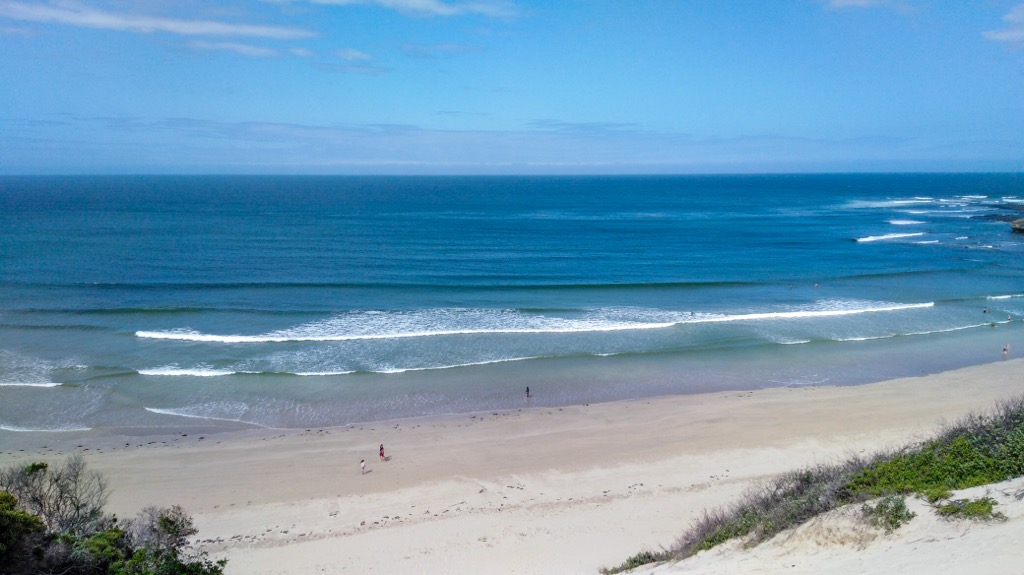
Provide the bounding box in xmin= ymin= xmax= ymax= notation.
xmin=914 ymin=240 xmax=939 ymax=245
xmin=144 ymin=406 xmax=269 ymax=427
xmin=373 ymin=356 xmax=540 ymax=374
xmin=137 ymin=303 xmax=934 ymax=344
xmin=844 ymin=198 xmax=935 ymax=209
xmin=0 ymin=381 xmax=62 ymax=387
xmin=0 ymin=422 xmax=91 ymax=432
xmin=988 ymin=294 xmax=1024 ymax=300
xmin=294 ymin=370 xmax=357 ymax=376
xmin=136 ymin=309 xmax=679 ymax=343
xmin=888 ymin=219 xmax=924 ymax=225
xmin=691 ymin=302 xmax=933 ymax=324
xmin=856 ymin=232 xmax=926 ymax=242
xmin=139 ymin=366 xmax=235 ymax=377
xmin=835 ymin=322 xmax=991 ymax=342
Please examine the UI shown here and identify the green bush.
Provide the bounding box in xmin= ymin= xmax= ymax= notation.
xmin=935 ymin=497 xmax=1006 ymax=521
xmin=861 ymin=495 xmax=915 ymax=532
xmin=0 ymin=458 xmax=226 ymax=575
xmin=1 ymin=491 xmax=47 ymax=570
xmin=599 ymin=550 xmax=665 ymax=574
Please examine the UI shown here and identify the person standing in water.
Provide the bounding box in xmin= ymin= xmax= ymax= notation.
xmin=525 ymin=386 xmax=531 ymax=400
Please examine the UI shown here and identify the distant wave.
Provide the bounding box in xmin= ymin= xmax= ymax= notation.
xmin=139 ymin=366 xmax=235 ymax=377
xmin=844 ymin=199 xmax=935 ymax=209
xmin=855 ymin=232 xmax=926 ymax=242
xmin=138 ymin=367 xmax=358 ymax=377
xmin=692 ymin=302 xmax=933 ymax=324
xmin=988 ymin=294 xmax=1024 ymax=300
xmin=0 ymin=382 xmax=62 ymax=387
xmin=0 ymin=422 xmax=90 ymax=432
xmin=136 ymin=302 xmax=935 ymax=344
xmin=373 ymin=356 xmax=541 ymax=374
xmin=143 ymin=407 xmax=270 ymax=427
xmin=888 ymin=219 xmax=924 ymax=225
xmin=835 ymin=321 xmax=994 ymax=342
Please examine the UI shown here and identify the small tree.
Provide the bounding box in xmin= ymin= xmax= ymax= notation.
xmin=0 ymin=455 xmax=111 ymax=536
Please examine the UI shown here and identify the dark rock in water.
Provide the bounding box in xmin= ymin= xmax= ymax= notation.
xmin=1012 ymin=219 xmax=1024 ymax=233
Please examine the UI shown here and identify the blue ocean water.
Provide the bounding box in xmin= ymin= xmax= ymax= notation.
xmin=1 ymin=174 xmax=1023 ymax=433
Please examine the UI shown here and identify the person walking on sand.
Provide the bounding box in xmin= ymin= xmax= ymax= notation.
xmin=360 ymin=459 xmax=365 ymax=475
xmin=379 ymin=444 xmax=385 ymax=462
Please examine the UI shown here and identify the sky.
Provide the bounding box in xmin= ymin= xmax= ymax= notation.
xmin=1 ymin=0 xmax=1023 ymax=175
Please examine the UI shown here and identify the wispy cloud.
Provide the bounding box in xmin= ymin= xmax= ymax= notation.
xmin=313 ymin=61 xmax=390 ymax=74
xmin=528 ymin=120 xmax=640 ymax=134
xmin=337 ymin=48 xmax=371 ymax=61
xmin=310 ymin=0 xmax=516 ymax=18
xmin=189 ymin=41 xmax=279 ymax=58
xmin=401 ymin=42 xmax=475 ymax=58
xmin=984 ymin=4 xmax=1024 ymax=45
xmin=0 ymin=1 xmax=316 ymax=38
xmin=821 ymin=0 xmax=914 ymax=13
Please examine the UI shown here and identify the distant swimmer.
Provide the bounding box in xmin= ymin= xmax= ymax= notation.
xmin=1004 ymin=344 xmax=1010 ymax=357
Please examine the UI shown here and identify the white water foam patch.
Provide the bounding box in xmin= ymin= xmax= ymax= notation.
xmin=889 ymin=219 xmax=924 ymax=225
xmin=139 ymin=365 xmax=235 ymax=377
xmin=988 ymin=294 xmax=1024 ymax=300
xmin=856 ymin=232 xmax=925 ymax=242
xmin=0 ymin=350 xmax=74 ymax=388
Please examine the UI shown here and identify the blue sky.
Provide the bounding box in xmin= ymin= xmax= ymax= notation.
xmin=1 ymin=0 xmax=1023 ymax=174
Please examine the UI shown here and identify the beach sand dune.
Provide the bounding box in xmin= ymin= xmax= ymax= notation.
xmin=2 ymin=360 xmax=1023 ymax=574
xmin=641 ymin=477 xmax=1024 ymax=575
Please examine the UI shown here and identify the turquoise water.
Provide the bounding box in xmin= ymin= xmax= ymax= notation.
xmin=1 ymin=174 xmax=1023 ymax=432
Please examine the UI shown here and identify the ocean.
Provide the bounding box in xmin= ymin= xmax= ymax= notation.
xmin=1 ymin=174 xmax=1023 ymax=433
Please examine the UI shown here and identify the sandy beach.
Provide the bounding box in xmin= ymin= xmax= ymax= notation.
xmin=3 ymin=359 xmax=1024 ymax=574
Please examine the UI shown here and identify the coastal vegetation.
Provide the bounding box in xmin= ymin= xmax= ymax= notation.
xmin=602 ymin=394 xmax=1024 ymax=574
xmin=0 ymin=455 xmax=224 ymax=575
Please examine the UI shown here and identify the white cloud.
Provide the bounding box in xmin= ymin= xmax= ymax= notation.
xmin=290 ymin=47 xmax=313 ymax=57
xmin=821 ymin=0 xmax=913 ymax=12
xmin=310 ymin=0 xmax=516 ymax=18
xmin=0 ymin=1 xmax=316 ymax=38
xmin=337 ymin=48 xmax=371 ymax=61
xmin=189 ymin=41 xmax=279 ymax=57
xmin=984 ymin=4 xmax=1024 ymax=45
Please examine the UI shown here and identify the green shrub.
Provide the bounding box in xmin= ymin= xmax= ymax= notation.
xmin=1 ymin=459 xmax=226 ymax=575
xmin=935 ymin=497 xmax=1006 ymax=521
xmin=861 ymin=495 xmax=915 ymax=533
xmin=599 ymin=550 xmax=665 ymax=574
xmin=0 ymin=491 xmax=47 ymax=570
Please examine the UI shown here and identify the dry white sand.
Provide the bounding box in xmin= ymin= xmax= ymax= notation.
xmin=3 ymin=359 xmax=1024 ymax=574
